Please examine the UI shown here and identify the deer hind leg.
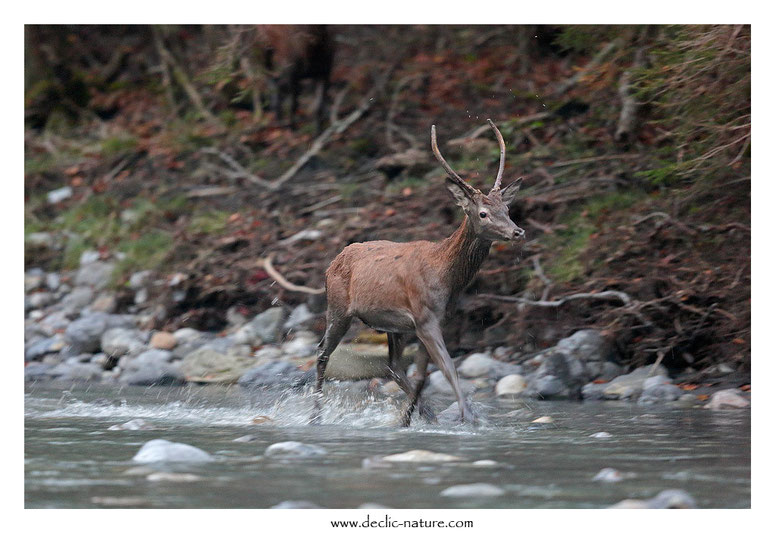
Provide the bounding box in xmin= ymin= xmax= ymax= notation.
xmin=415 ymin=318 xmax=476 ymax=425
xmin=310 ymin=313 xmax=351 ymax=424
xmin=388 ymin=334 xmax=436 ymax=425
xmin=399 ymin=345 xmax=435 ymax=427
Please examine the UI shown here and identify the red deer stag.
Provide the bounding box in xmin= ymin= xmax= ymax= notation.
xmin=313 ymin=120 xmax=525 ymax=426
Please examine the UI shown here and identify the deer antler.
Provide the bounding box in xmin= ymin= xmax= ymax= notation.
xmin=487 ymin=119 xmax=505 ymax=192
xmin=431 ymin=125 xmax=479 ymax=196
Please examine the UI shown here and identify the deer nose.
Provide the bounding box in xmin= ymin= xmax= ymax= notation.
xmin=513 ymin=226 xmax=525 ymax=240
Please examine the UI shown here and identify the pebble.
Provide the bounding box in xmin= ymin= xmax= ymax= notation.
xmin=495 ymin=374 xmax=527 ymax=396
xmin=593 ymin=467 xmax=623 ymax=482
xmin=440 ymin=483 xmax=505 ymax=498
xmin=271 ymin=500 xmax=323 ymax=509
xmin=233 ymin=435 xmax=259 ymax=443
xmin=108 ymin=419 xmax=156 ymax=431
xmin=146 ymin=472 xmax=201 ymax=482
xmin=590 ymin=431 xmax=612 ymax=439
xmin=132 ymin=439 xmax=213 ymax=463
xmin=380 ymin=450 xmax=464 ymax=463
xmin=150 ymin=331 xmax=177 ymax=350
xmin=264 ymin=441 xmax=328 ymax=458
xmin=531 ymin=416 xmax=555 ymax=424
xmin=472 ymin=459 xmax=498 ymax=467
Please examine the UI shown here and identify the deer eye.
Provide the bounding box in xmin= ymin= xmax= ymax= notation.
xmin=479 ymin=211 xmax=488 ymax=219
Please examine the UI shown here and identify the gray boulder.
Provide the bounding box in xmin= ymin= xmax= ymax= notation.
xmin=233 ymin=307 xmax=287 ymax=345
xmin=705 ymin=388 xmax=750 ymax=410
xmin=101 ymin=327 xmax=147 ymax=357
xmin=25 ymin=335 xmax=66 ymax=362
xmin=25 ymin=362 xmax=55 ymax=382
xmin=180 ymin=346 xmax=255 ymax=384
xmin=526 ymin=351 xmax=590 ymax=399
xmin=602 ymin=365 xmax=668 ymax=400
xmin=440 ymin=483 xmax=505 ymax=498
xmin=555 ymin=329 xmax=613 ymax=362
xmin=75 ymin=260 xmax=115 ymax=290
xmin=426 ymin=370 xmax=476 ymax=396
xmin=637 ymin=375 xmax=682 ymax=405
xmin=47 ymin=361 xmax=103 ymax=381
xmin=121 ymin=362 xmax=185 ymax=386
xmin=284 ymin=304 xmax=316 ymax=330
xmin=61 ymin=286 xmax=96 ymax=313
xmin=458 ymin=352 xmax=523 ymax=380
xmin=65 ymin=313 xmax=134 ymax=353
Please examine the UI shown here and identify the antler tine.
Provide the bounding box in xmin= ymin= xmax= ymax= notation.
xmin=431 ymin=125 xmax=478 ymax=195
xmin=487 ymin=119 xmax=506 ymax=192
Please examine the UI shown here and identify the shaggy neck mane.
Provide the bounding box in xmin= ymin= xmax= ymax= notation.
xmin=440 ymin=216 xmax=491 ymax=295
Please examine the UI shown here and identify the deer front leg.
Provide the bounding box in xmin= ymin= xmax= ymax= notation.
xmin=310 ymin=313 xmax=351 ymax=424
xmin=414 ymin=318 xmax=476 ymax=425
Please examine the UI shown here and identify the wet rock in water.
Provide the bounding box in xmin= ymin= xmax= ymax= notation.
xmin=264 ymin=441 xmax=327 ymax=458
xmin=233 ymin=307 xmax=287 ymax=345
xmin=362 ymin=456 xmax=393 ymax=469
xmin=381 ymin=450 xmax=464 ymax=463
xmin=108 ymin=419 xmax=156 ymax=431
xmin=325 ymin=343 xmax=416 ymax=380
xmin=585 ymin=361 xmax=625 ymax=382
xmin=180 ymin=347 xmax=255 ymax=384
xmin=75 ymin=260 xmax=115 ymax=290
xmin=437 ymin=401 xmax=479 ymax=425
xmin=101 ymin=327 xmax=147 ymax=357
xmin=233 ymin=434 xmax=260 ymax=443
xmin=527 ymin=350 xmax=590 ymax=399
xmin=440 ymin=483 xmax=505 ymax=498
xmin=459 ymin=352 xmax=523 ymax=380
xmin=472 ymin=459 xmax=499 ymax=467
xmin=590 ymin=431 xmax=613 ymax=439
xmin=150 ymin=331 xmax=177 ymax=350
xmin=146 ymin=472 xmax=201 ymax=482
xmin=610 ymin=489 xmax=696 ymax=509
xmin=531 ymin=416 xmax=554 ymax=424
xmin=132 ymin=439 xmax=213 ymax=463
xmin=91 ymin=496 xmax=150 ymax=507
xmin=358 ymin=502 xmax=390 ymax=509
xmin=638 ymin=376 xmax=683 ymax=405
xmin=272 ymin=500 xmax=323 ymax=509
xmin=238 ymin=361 xmax=308 ymax=388
xmin=251 ymin=415 xmax=273 ymax=424
xmin=593 ymin=467 xmax=624 ymax=482
xmin=601 ymin=365 xmax=668 ymax=400
xmin=705 ymin=388 xmax=750 ymax=410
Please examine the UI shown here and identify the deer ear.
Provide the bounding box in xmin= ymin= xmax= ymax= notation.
xmin=500 ymin=178 xmax=522 ymax=206
xmin=446 ymin=179 xmax=475 ymax=209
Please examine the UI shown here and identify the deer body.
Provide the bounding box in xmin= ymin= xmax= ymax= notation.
xmin=314 ymin=120 xmax=524 ymax=426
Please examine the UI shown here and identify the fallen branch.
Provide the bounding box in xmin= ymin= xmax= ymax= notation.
xmin=554 ymin=40 xmax=621 ymax=96
xmin=201 ymin=147 xmax=272 ymax=187
xmin=481 ymin=289 xmax=633 ymax=308
xmin=261 ymin=255 xmax=325 ymax=295
xmin=269 ymin=73 xmax=390 ymax=191
xmin=614 ymin=47 xmax=645 ymax=142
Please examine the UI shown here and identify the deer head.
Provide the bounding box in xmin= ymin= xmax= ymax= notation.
xmin=431 ymin=119 xmax=525 ymax=242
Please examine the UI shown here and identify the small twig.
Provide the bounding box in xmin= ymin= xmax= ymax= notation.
xmin=481 ymin=290 xmax=633 ymax=307
xmin=299 ymin=194 xmax=343 ymax=215
xmin=201 ymin=147 xmax=273 ymax=187
xmin=261 ymin=255 xmax=325 ymax=295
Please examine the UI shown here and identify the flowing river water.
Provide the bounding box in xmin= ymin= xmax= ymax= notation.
xmin=25 ymin=382 xmax=750 ymax=508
